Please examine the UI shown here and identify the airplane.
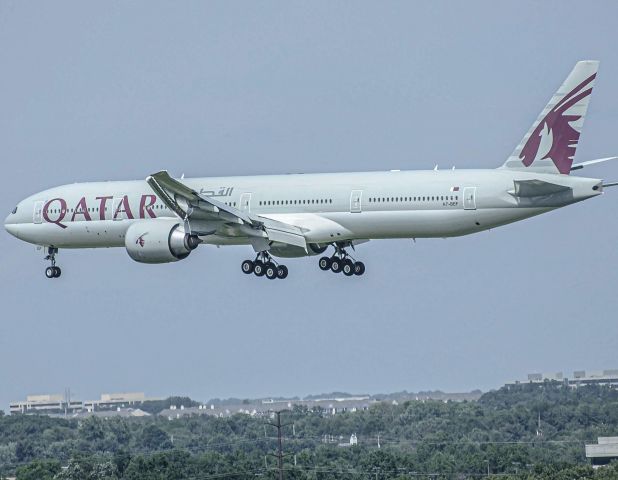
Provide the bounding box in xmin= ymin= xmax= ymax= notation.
xmin=4 ymin=60 xmax=617 ymax=280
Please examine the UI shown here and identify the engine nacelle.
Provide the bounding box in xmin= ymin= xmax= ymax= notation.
xmin=125 ymin=219 xmax=200 ymax=264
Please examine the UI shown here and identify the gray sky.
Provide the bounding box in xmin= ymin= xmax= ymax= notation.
xmin=1 ymin=1 xmax=617 ymax=410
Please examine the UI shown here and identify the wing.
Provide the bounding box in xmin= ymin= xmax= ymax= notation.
xmin=146 ymin=171 xmax=307 ymax=251
xmin=147 ymin=170 xmax=252 ymax=225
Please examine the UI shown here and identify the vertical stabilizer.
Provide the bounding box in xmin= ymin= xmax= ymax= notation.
xmin=502 ymin=61 xmax=599 ymax=174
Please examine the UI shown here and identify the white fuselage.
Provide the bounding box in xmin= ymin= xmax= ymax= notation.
xmin=4 ymin=168 xmax=602 ymax=256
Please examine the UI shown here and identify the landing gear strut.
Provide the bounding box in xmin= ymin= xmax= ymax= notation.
xmin=318 ymin=244 xmax=365 ymax=277
xmin=241 ymin=252 xmax=288 ymax=280
xmin=44 ymin=247 xmax=61 ymax=279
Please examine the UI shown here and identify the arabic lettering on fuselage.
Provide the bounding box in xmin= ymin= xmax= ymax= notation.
xmin=199 ymin=187 xmax=234 ymax=197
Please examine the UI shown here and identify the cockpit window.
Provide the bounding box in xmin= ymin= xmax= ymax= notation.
xmin=11 ymin=206 xmax=17 ymax=214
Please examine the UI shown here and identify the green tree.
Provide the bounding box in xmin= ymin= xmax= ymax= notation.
xmin=15 ymin=459 xmax=60 ymax=480
xmin=139 ymin=424 xmax=172 ymax=450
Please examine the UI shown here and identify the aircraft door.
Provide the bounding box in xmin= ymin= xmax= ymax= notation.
xmin=33 ymin=201 xmax=44 ymax=224
xmin=350 ymin=190 xmax=363 ymax=213
xmin=240 ymin=193 xmax=252 ymax=213
xmin=463 ymin=187 xmax=477 ymax=210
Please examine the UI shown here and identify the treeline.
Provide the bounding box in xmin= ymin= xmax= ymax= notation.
xmin=1 ymin=383 xmax=617 ymax=479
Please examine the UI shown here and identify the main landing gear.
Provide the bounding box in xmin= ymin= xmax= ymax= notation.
xmin=241 ymin=252 xmax=289 ymax=280
xmin=318 ymin=245 xmax=365 ymax=277
xmin=44 ymin=247 xmax=61 ymax=279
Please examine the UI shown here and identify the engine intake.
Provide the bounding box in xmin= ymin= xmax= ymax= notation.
xmin=125 ymin=219 xmax=200 ymax=264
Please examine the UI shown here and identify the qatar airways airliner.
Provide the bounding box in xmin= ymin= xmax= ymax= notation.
xmin=5 ymin=61 xmax=616 ymax=279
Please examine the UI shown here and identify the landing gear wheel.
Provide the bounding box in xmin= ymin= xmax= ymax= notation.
xmin=44 ymin=247 xmax=60 ymax=279
xmin=277 ymin=265 xmax=288 ymax=279
xmin=265 ymin=263 xmax=278 ymax=280
xmin=342 ymin=259 xmax=355 ymax=276
xmin=318 ymin=256 xmax=331 ymax=271
xmin=331 ymin=258 xmax=343 ymax=273
xmin=254 ymin=260 xmax=265 ymax=277
xmin=354 ymin=261 xmax=365 ymax=276
xmin=241 ymin=260 xmax=254 ymax=274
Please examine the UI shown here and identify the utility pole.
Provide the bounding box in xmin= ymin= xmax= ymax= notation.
xmin=266 ymin=410 xmax=291 ymax=480
xmin=276 ymin=412 xmax=283 ymax=480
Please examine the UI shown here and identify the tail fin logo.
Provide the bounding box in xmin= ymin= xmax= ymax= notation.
xmin=520 ymin=73 xmax=596 ymax=174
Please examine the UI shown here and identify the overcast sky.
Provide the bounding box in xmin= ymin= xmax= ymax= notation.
xmin=1 ymin=1 xmax=617 ymax=410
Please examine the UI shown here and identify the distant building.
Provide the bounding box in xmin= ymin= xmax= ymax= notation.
xmin=55 ymin=408 xmax=151 ymax=419
xmin=10 ymin=394 xmax=82 ymax=415
xmin=10 ymin=391 xmax=162 ymax=415
xmin=506 ymin=369 xmax=618 ymax=389
xmin=337 ymin=433 xmax=358 ymax=447
xmin=84 ymin=392 xmax=162 ymax=412
xmin=570 ymin=370 xmax=618 ymax=388
xmin=586 ymin=437 xmax=618 ymax=467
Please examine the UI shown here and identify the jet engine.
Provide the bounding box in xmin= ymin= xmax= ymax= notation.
xmin=125 ymin=219 xmax=200 ymax=264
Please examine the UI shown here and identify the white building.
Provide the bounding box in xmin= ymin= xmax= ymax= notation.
xmin=10 ymin=394 xmax=82 ymax=415
xmin=506 ymin=369 xmax=618 ymax=389
xmin=586 ymin=437 xmax=618 ymax=467
xmin=84 ymin=392 xmax=161 ymax=411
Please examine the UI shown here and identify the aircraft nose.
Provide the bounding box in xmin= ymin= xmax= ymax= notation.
xmin=4 ymin=213 xmax=19 ymax=238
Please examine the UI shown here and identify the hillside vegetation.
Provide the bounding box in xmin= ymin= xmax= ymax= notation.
xmin=1 ymin=383 xmax=617 ymax=479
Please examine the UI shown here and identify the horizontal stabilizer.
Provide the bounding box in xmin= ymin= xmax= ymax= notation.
xmin=571 ymin=156 xmax=618 ymax=171
xmin=510 ymin=179 xmax=571 ymax=198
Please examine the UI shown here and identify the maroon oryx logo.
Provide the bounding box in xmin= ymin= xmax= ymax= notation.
xmin=136 ymin=233 xmax=148 ymax=247
xmin=520 ymin=73 xmax=596 ymax=174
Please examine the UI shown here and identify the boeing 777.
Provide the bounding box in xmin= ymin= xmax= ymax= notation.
xmin=5 ymin=61 xmax=616 ymax=279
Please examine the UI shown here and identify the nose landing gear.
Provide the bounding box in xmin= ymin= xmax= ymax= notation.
xmin=241 ymin=252 xmax=289 ymax=280
xmin=44 ymin=247 xmax=61 ymax=279
xmin=318 ymin=244 xmax=365 ymax=277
